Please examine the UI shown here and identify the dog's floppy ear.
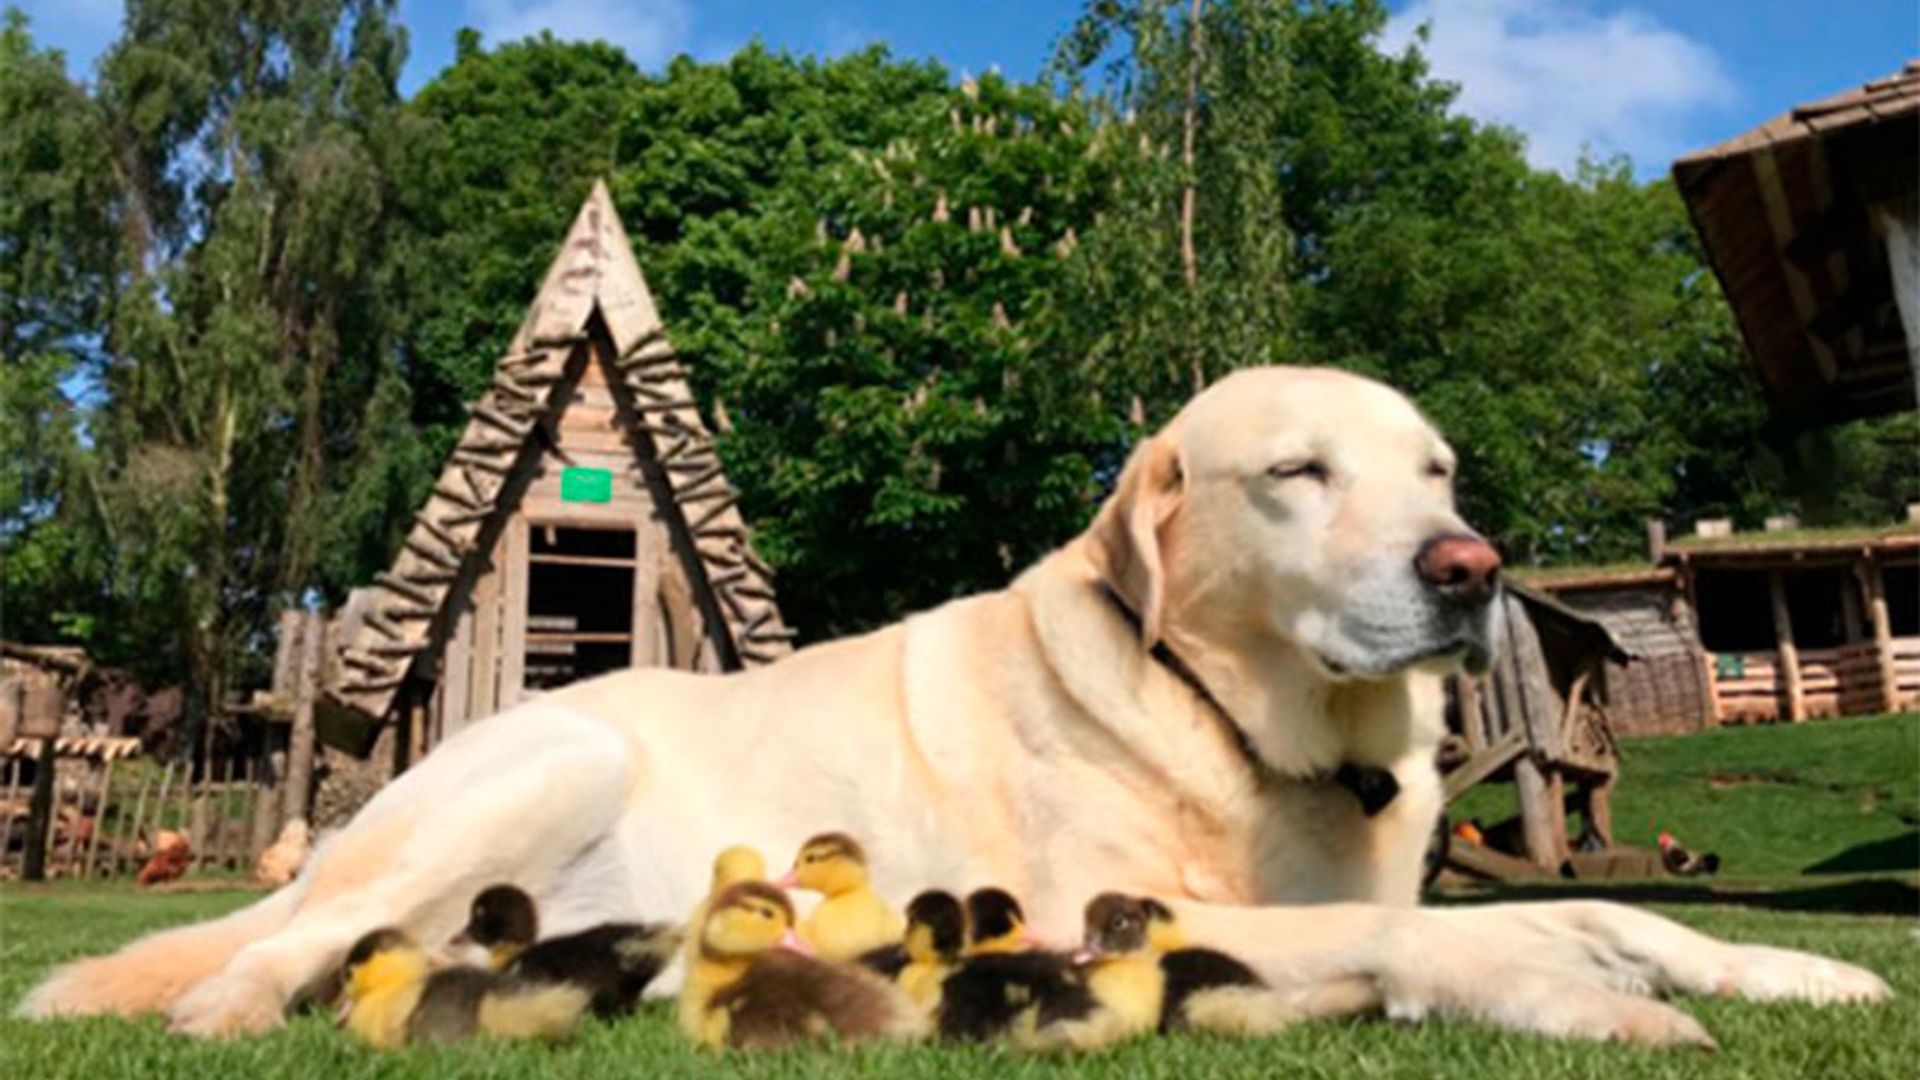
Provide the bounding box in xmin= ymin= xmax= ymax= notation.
xmin=1087 ymin=432 xmax=1184 ymax=647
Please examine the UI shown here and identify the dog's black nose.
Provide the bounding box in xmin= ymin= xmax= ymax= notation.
xmin=1414 ymin=534 xmax=1501 ymax=605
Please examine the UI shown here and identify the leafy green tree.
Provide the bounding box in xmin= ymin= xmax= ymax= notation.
xmin=20 ymin=0 xmax=425 ymax=720
xmin=714 ymin=74 xmax=1129 ymax=634
xmin=1 ymin=10 xmax=116 ymax=646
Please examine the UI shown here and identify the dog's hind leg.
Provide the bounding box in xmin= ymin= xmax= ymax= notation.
xmin=15 ymin=881 xmax=304 ymax=1020
xmin=21 ymin=704 xmax=636 ymax=1037
xmin=163 ymin=712 xmax=636 ymax=1038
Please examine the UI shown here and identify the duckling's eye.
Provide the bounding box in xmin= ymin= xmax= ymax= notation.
xmin=1268 ymin=460 xmax=1329 ymax=483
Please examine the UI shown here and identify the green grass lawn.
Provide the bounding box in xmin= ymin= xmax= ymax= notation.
xmin=1451 ymin=712 xmax=1919 ymax=882
xmin=2 ymin=716 xmax=1916 ymax=1079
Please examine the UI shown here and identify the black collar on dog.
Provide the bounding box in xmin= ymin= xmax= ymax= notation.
xmin=1099 ymin=584 xmax=1400 ymax=818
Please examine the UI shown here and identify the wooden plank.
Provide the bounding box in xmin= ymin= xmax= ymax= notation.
xmin=1442 ymin=727 xmax=1526 ymax=802
xmin=1455 ymin=675 xmax=1485 ymax=754
xmin=470 ymin=543 xmax=503 ymax=721
xmin=1445 ymin=839 xmax=1552 ymax=882
xmin=500 ymin=515 xmax=529 ymax=710
xmin=1858 ymin=557 xmax=1901 ymax=712
xmin=526 ymin=552 xmax=638 ymax=569
xmin=526 ymin=632 xmax=632 ymax=645
xmin=118 ymin=766 xmax=154 ymax=875
xmin=633 ymin=516 xmax=665 ymax=667
xmin=1768 ymin=571 xmax=1806 ymax=721
xmin=22 ymin=736 xmax=56 ymax=881
xmin=283 ymin=612 xmax=323 ymax=824
xmin=1513 ymin=754 xmax=1568 ymax=872
xmin=440 ymin=597 xmax=474 ymax=744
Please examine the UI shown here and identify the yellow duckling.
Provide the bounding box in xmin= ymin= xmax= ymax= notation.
xmin=710 ymin=844 xmax=768 ymax=893
xmin=338 ymin=928 xmax=589 ymax=1048
xmin=1078 ymin=893 xmax=1378 ymax=1038
xmin=777 ymin=832 xmax=904 ymax=962
xmin=1007 ymin=895 xmax=1165 ymax=1053
xmin=679 ymin=880 xmax=926 ymax=1049
xmin=677 ymin=844 xmax=771 ymax=1034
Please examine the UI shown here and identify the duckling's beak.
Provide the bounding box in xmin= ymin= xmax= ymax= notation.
xmin=776 ymin=929 xmax=815 ymax=957
xmin=1070 ymin=948 xmax=1096 ymax=964
xmin=334 ymin=995 xmax=355 ymax=1028
xmin=773 ymin=870 xmax=799 ymax=889
xmin=450 ymin=928 xmax=475 ymax=947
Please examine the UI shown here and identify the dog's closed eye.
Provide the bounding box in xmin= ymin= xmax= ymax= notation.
xmin=1268 ymin=460 xmax=1329 ymax=483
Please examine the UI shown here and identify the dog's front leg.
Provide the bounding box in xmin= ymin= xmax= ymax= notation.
xmin=1170 ymin=899 xmax=1720 ymax=1047
xmin=1429 ymin=900 xmax=1890 ymax=1006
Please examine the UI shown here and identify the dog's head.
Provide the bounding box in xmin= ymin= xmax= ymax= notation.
xmin=1088 ymin=366 xmax=1500 ymax=682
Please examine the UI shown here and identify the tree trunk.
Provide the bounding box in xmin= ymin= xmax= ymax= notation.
xmin=1179 ymin=0 xmax=1205 ymax=391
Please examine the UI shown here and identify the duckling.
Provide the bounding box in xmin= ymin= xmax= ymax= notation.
xmin=856 ymin=890 xmax=968 ymax=1010
xmin=680 ymin=880 xmax=926 ymax=1049
xmin=457 ymin=884 xmax=680 ymax=1017
xmin=778 ymin=832 xmax=904 ymax=962
xmin=964 ymin=887 xmax=1037 ymax=955
xmin=927 ymin=887 xmax=1094 ymax=1044
xmin=338 ymin=928 xmax=590 ymax=1048
xmin=677 ymin=844 xmax=771 ymax=1034
xmin=1081 ymin=893 xmax=1379 ymax=1036
xmin=1007 ymin=898 xmax=1164 ymax=1053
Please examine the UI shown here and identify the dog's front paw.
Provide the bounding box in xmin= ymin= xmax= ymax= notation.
xmin=167 ymin=971 xmax=286 ymax=1038
xmin=1710 ymin=945 xmax=1890 ymax=1006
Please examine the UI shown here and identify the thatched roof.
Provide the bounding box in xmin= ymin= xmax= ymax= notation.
xmin=1673 ymin=62 xmax=1919 ymax=428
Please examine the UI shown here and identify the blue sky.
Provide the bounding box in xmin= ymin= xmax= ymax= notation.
xmin=16 ymin=1 xmax=1919 ymax=179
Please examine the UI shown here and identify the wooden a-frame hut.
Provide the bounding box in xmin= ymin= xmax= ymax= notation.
xmin=325 ymin=181 xmax=792 ymax=754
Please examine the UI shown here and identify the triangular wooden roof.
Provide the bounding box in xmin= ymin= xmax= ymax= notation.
xmin=328 ymin=181 xmax=792 ymax=719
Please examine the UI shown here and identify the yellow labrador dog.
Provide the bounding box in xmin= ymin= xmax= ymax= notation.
xmin=21 ymin=367 xmax=1887 ymax=1043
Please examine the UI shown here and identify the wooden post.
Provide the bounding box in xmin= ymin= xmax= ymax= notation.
xmin=0 ymin=758 xmax=19 ymax=875
xmin=283 ymin=612 xmax=323 ymax=825
xmin=22 ymin=739 xmax=56 ymax=881
xmin=82 ymin=756 xmax=116 ymax=877
xmin=1455 ymin=674 xmax=1485 ymax=754
xmin=1768 ymin=570 xmax=1805 ymax=722
xmin=119 ymin=766 xmax=154 ymax=875
xmin=148 ymin=760 xmax=176 ymax=850
xmin=1512 ymin=755 xmax=1567 ymax=871
xmin=1858 ymin=557 xmax=1900 ymax=712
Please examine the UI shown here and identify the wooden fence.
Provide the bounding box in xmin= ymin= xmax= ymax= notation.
xmin=1 ymin=739 xmax=282 ymax=881
xmin=1710 ymin=637 xmax=1915 ymax=724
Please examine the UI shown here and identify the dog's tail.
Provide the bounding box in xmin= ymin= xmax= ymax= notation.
xmin=15 ymin=882 xmax=302 ymax=1020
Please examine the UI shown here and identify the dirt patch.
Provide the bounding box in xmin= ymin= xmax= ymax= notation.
xmin=1706 ymin=770 xmax=1799 ymax=789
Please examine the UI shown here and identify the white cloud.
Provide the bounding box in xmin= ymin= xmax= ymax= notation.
xmin=468 ymin=0 xmax=692 ymax=69
xmin=1382 ymin=0 xmax=1738 ymax=173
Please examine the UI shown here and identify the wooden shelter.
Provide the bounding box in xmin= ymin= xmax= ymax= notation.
xmin=325 ymin=181 xmax=792 ymax=755
xmin=1520 ymin=519 xmax=1920 ymax=730
xmin=1441 ymin=585 xmax=1631 ymax=877
xmin=1669 ymin=524 xmax=1918 ymax=724
xmin=1673 ymin=61 xmax=1920 ymax=428
xmin=1514 ymin=567 xmax=1713 ymax=737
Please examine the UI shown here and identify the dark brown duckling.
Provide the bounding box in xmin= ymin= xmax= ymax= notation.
xmin=458 ymin=884 xmax=680 ymax=1017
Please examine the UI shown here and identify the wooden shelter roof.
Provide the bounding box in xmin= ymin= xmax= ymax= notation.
xmin=329 ymin=181 xmax=792 ymax=720
xmin=1668 ymin=522 xmax=1919 ymax=564
xmin=1673 ymin=61 xmax=1920 ymax=428
xmin=1506 ymin=583 xmax=1631 ymax=663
